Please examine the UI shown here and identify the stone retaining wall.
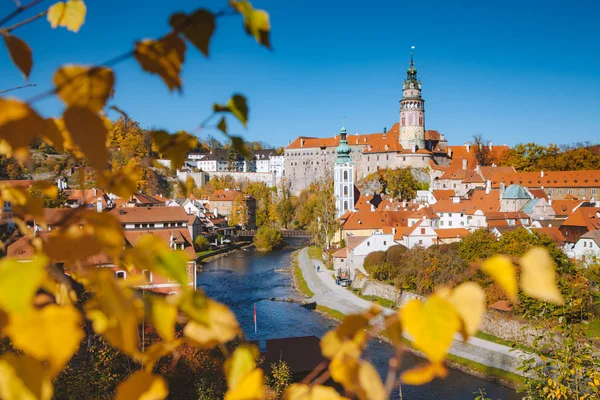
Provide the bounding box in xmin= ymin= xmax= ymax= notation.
xmin=353 ymin=275 xmax=551 ymax=348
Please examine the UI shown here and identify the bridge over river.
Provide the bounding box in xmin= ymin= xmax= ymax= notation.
xmin=237 ymin=229 xmax=311 ymax=238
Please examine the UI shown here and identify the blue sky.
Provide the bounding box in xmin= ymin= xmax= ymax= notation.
xmin=1 ymin=0 xmax=599 ymax=148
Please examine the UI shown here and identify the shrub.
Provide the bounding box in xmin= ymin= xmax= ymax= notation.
xmin=386 ymin=244 xmax=408 ymax=266
xmin=364 ymin=251 xmax=387 ymax=275
xmin=194 ymin=235 xmax=210 ymax=252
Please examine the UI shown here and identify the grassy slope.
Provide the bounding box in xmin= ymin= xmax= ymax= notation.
xmin=292 ymin=251 xmax=314 ymax=297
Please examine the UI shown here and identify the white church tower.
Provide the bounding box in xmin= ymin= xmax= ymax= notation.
xmin=334 ymin=125 xmax=354 ymax=218
xmin=399 ymin=51 xmax=426 ymax=150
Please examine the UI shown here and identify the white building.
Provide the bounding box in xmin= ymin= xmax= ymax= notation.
xmin=402 ymin=219 xmax=438 ymax=248
xmin=573 ymin=230 xmax=600 ymax=265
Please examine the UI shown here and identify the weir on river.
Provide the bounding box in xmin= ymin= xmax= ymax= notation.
xmin=197 ymin=240 xmax=521 ymax=400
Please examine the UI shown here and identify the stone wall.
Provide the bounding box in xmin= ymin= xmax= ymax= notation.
xmin=353 ymin=275 xmax=553 ymax=348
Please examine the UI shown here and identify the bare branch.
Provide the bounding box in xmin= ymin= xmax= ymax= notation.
xmin=4 ymin=9 xmax=46 ymax=32
xmin=0 ymin=83 xmax=36 ymax=94
xmin=0 ymin=0 xmax=46 ymax=28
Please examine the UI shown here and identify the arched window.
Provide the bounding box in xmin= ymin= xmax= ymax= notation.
xmin=343 ymin=170 xmax=348 ymax=181
xmin=344 ymin=186 xmax=348 ymax=196
xmin=116 ymin=271 xmax=126 ymax=280
xmin=343 ymin=201 xmax=348 ymax=211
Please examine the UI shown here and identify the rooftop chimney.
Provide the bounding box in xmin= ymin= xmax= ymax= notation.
xmin=411 ymin=145 xmax=416 ymax=153
xmin=541 ymin=170 xmax=544 ymax=177
xmin=462 ymin=159 xmax=468 ymax=170
xmin=488 ymin=141 xmax=493 ymax=151
xmin=96 ymin=197 xmax=103 ymax=213
xmin=466 ymin=142 xmax=471 ymax=153
xmin=485 ymin=180 xmax=491 ymax=194
xmin=500 ymin=182 xmax=505 ymax=199
xmin=93 ymin=188 xmax=97 ymax=197
xmin=300 ymin=139 xmax=304 ymax=147
xmin=452 ymin=196 xmax=460 ymax=204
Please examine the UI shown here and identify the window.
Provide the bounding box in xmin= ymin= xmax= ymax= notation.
xmin=420 ymin=228 xmax=425 ymax=234
xmin=440 ymin=221 xmax=444 ymax=226
xmin=568 ymin=189 xmax=573 ymax=195
xmin=418 ymin=240 xmax=423 ymax=245
xmin=547 ymin=189 xmax=552 ymax=195
xmin=557 ymin=189 xmax=563 ymax=195
xmin=592 ymin=189 xmax=597 ymax=195
xmin=367 ymin=241 xmax=370 ymax=246
xmin=343 ymin=170 xmax=348 ymax=181
xmin=343 ymin=186 xmax=348 ymax=196
xmin=142 ymin=270 xmax=152 ymax=283
xmin=116 ymin=271 xmax=126 ymax=280
xmin=580 ymin=189 xmax=585 ymax=195
xmin=449 ymin=221 xmax=453 ymax=227
xmin=343 ymin=200 xmax=348 ymax=210
xmin=383 ymin=241 xmax=387 ymax=246
xmin=584 ymin=241 xmax=587 ymax=248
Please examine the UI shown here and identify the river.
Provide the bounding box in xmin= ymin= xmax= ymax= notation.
xmin=197 ymin=241 xmax=521 ymax=400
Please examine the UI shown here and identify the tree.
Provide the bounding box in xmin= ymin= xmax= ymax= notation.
xmin=245 ymin=182 xmax=273 ymax=227
xmin=227 ymin=147 xmax=239 ymax=171
xmin=360 ymin=168 xmax=427 ymax=199
xmin=275 ymin=197 xmax=295 ymax=228
xmin=472 ymin=135 xmax=493 ymax=166
xmin=229 ymin=195 xmax=249 ymax=228
xmin=253 ymin=226 xmax=283 ymax=252
xmin=265 ymin=360 xmax=292 ymax=399
xmin=194 ymin=235 xmax=210 ymax=251
xmin=28 ymin=185 xmax=68 ymax=208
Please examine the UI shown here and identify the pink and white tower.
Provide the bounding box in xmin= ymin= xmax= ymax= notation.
xmin=399 ymin=51 xmax=426 ymax=150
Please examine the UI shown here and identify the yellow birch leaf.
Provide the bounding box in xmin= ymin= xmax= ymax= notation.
xmin=284 ymin=384 xmax=348 ymax=400
xmin=446 ymin=282 xmax=485 ymax=340
xmin=97 ymin=165 xmax=140 ymax=199
xmin=137 ymin=340 xmax=181 ymax=372
xmin=47 ymin=0 xmax=86 ymax=32
xmin=169 ymin=10 xmax=215 ymax=57
xmin=5 ymin=304 xmax=83 ymax=376
xmin=224 ymin=368 xmax=264 ymax=400
xmin=2 ymin=33 xmax=33 ymax=80
xmin=481 ymin=255 xmax=518 ymax=302
xmin=0 ymin=184 xmax=44 ymax=219
xmin=150 ymin=130 xmax=198 ymax=169
xmin=63 ymin=106 xmax=108 ymax=172
xmin=520 ymin=247 xmax=564 ymax=304
xmin=151 ymin=297 xmax=177 ymax=342
xmin=400 ymin=295 xmax=459 ymax=363
xmin=213 ymin=94 xmax=249 ymax=127
xmin=183 ymin=299 xmax=241 ymax=348
xmin=401 ymin=362 xmax=447 ymax=385
xmin=329 ymin=347 xmax=359 ymax=393
xmin=0 ymin=98 xmax=46 ymax=162
xmin=0 ymin=255 xmax=47 ymax=314
xmin=134 ymin=34 xmax=186 ymax=92
xmin=115 ymin=371 xmax=168 ymax=400
xmin=0 ymin=354 xmax=53 ymax=400
xmin=229 ymin=1 xmax=271 ymax=49
xmin=123 ymin=234 xmax=188 ymax=285
xmin=217 ymin=116 xmax=227 ymax=134
xmin=358 ymin=360 xmax=386 ymax=400
xmin=53 ymin=65 xmax=114 ymax=112
xmin=225 ymin=344 xmax=259 ymax=389
xmin=85 ymin=269 xmax=143 ymax=356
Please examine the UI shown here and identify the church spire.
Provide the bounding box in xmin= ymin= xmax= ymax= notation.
xmin=335 ymin=123 xmax=352 ymax=164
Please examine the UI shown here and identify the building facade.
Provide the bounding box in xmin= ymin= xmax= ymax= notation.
xmin=284 ymin=54 xmax=450 ymax=194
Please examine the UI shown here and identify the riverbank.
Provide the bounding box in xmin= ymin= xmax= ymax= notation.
xmin=293 ymin=247 xmax=527 ymax=389
xmin=197 ymin=242 xmax=254 ymax=263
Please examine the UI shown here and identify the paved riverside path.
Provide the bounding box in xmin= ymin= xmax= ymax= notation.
xmin=297 ymin=247 xmax=535 ymax=375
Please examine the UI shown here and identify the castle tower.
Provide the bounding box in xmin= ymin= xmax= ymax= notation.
xmin=334 ymin=125 xmax=354 ymax=218
xmin=399 ymin=52 xmax=426 ymax=150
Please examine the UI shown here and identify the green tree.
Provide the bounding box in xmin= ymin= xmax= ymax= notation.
xmin=194 ymin=235 xmax=210 ymax=252
xmin=265 ymin=360 xmax=292 ymax=399
xmin=275 ymin=197 xmax=295 ymax=228
xmin=245 ymin=182 xmax=273 ymax=227
xmin=253 ymin=226 xmax=283 ymax=252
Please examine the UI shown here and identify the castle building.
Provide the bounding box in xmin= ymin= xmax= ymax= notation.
xmin=284 ymin=53 xmax=450 ymax=194
xmin=333 ymin=125 xmax=355 ymax=218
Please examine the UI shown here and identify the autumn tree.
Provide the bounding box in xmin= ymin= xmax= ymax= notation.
xmin=229 ymin=195 xmax=249 ymax=228
xmin=245 ymin=182 xmax=273 ymax=227
xmin=472 ymin=135 xmax=493 ymax=166
xmin=275 ymin=196 xmax=295 ymax=228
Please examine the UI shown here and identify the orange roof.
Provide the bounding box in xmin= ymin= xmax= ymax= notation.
xmin=433 ymin=199 xmax=469 ymax=214
xmin=435 ymin=228 xmax=470 ymax=239
xmin=478 ymin=166 xmax=515 ymax=180
xmin=489 ymin=300 xmax=512 ymax=312
xmin=447 ymin=144 xmax=510 ymax=160
xmin=341 ymin=210 xmax=391 ymax=231
xmin=332 ymin=248 xmax=347 ymax=258
xmin=124 ymin=229 xmax=196 ymax=260
xmin=465 ymin=189 xmax=501 ymax=214
xmin=110 ymin=206 xmax=189 ymax=224
xmin=431 ymin=190 xmax=455 ymax=201
xmin=439 ymin=157 xmax=478 ymax=180
xmin=64 ymin=189 xmax=110 ymax=206
xmin=561 ymin=207 xmax=600 ymax=230
xmin=490 ymin=170 xmax=600 ymax=189
xmin=209 ymin=189 xmax=252 ymax=202
xmin=532 ymin=227 xmax=566 ymax=243
xmin=551 ymin=199 xmax=582 ymax=217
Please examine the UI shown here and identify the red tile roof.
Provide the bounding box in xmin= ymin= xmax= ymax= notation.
xmin=435 ymin=228 xmax=470 ymax=239
xmin=561 ymin=207 xmax=600 ymax=230
xmin=209 ymin=189 xmax=252 ymax=202
xmin=490 ymin=170 xmax=600 ymax=189
xmin=110 ymin=206 xmax=189 ymax=224
xmin=551 ymin=199 xmax=583 ymax=217
xmin=531 ymin=227 xmax=566 ymax=243
xmin=431 ymin=190 xmax=455 ymax=201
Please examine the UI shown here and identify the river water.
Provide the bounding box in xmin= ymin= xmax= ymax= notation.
xmin=197 ymin=241 xmax=521 ymax=400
